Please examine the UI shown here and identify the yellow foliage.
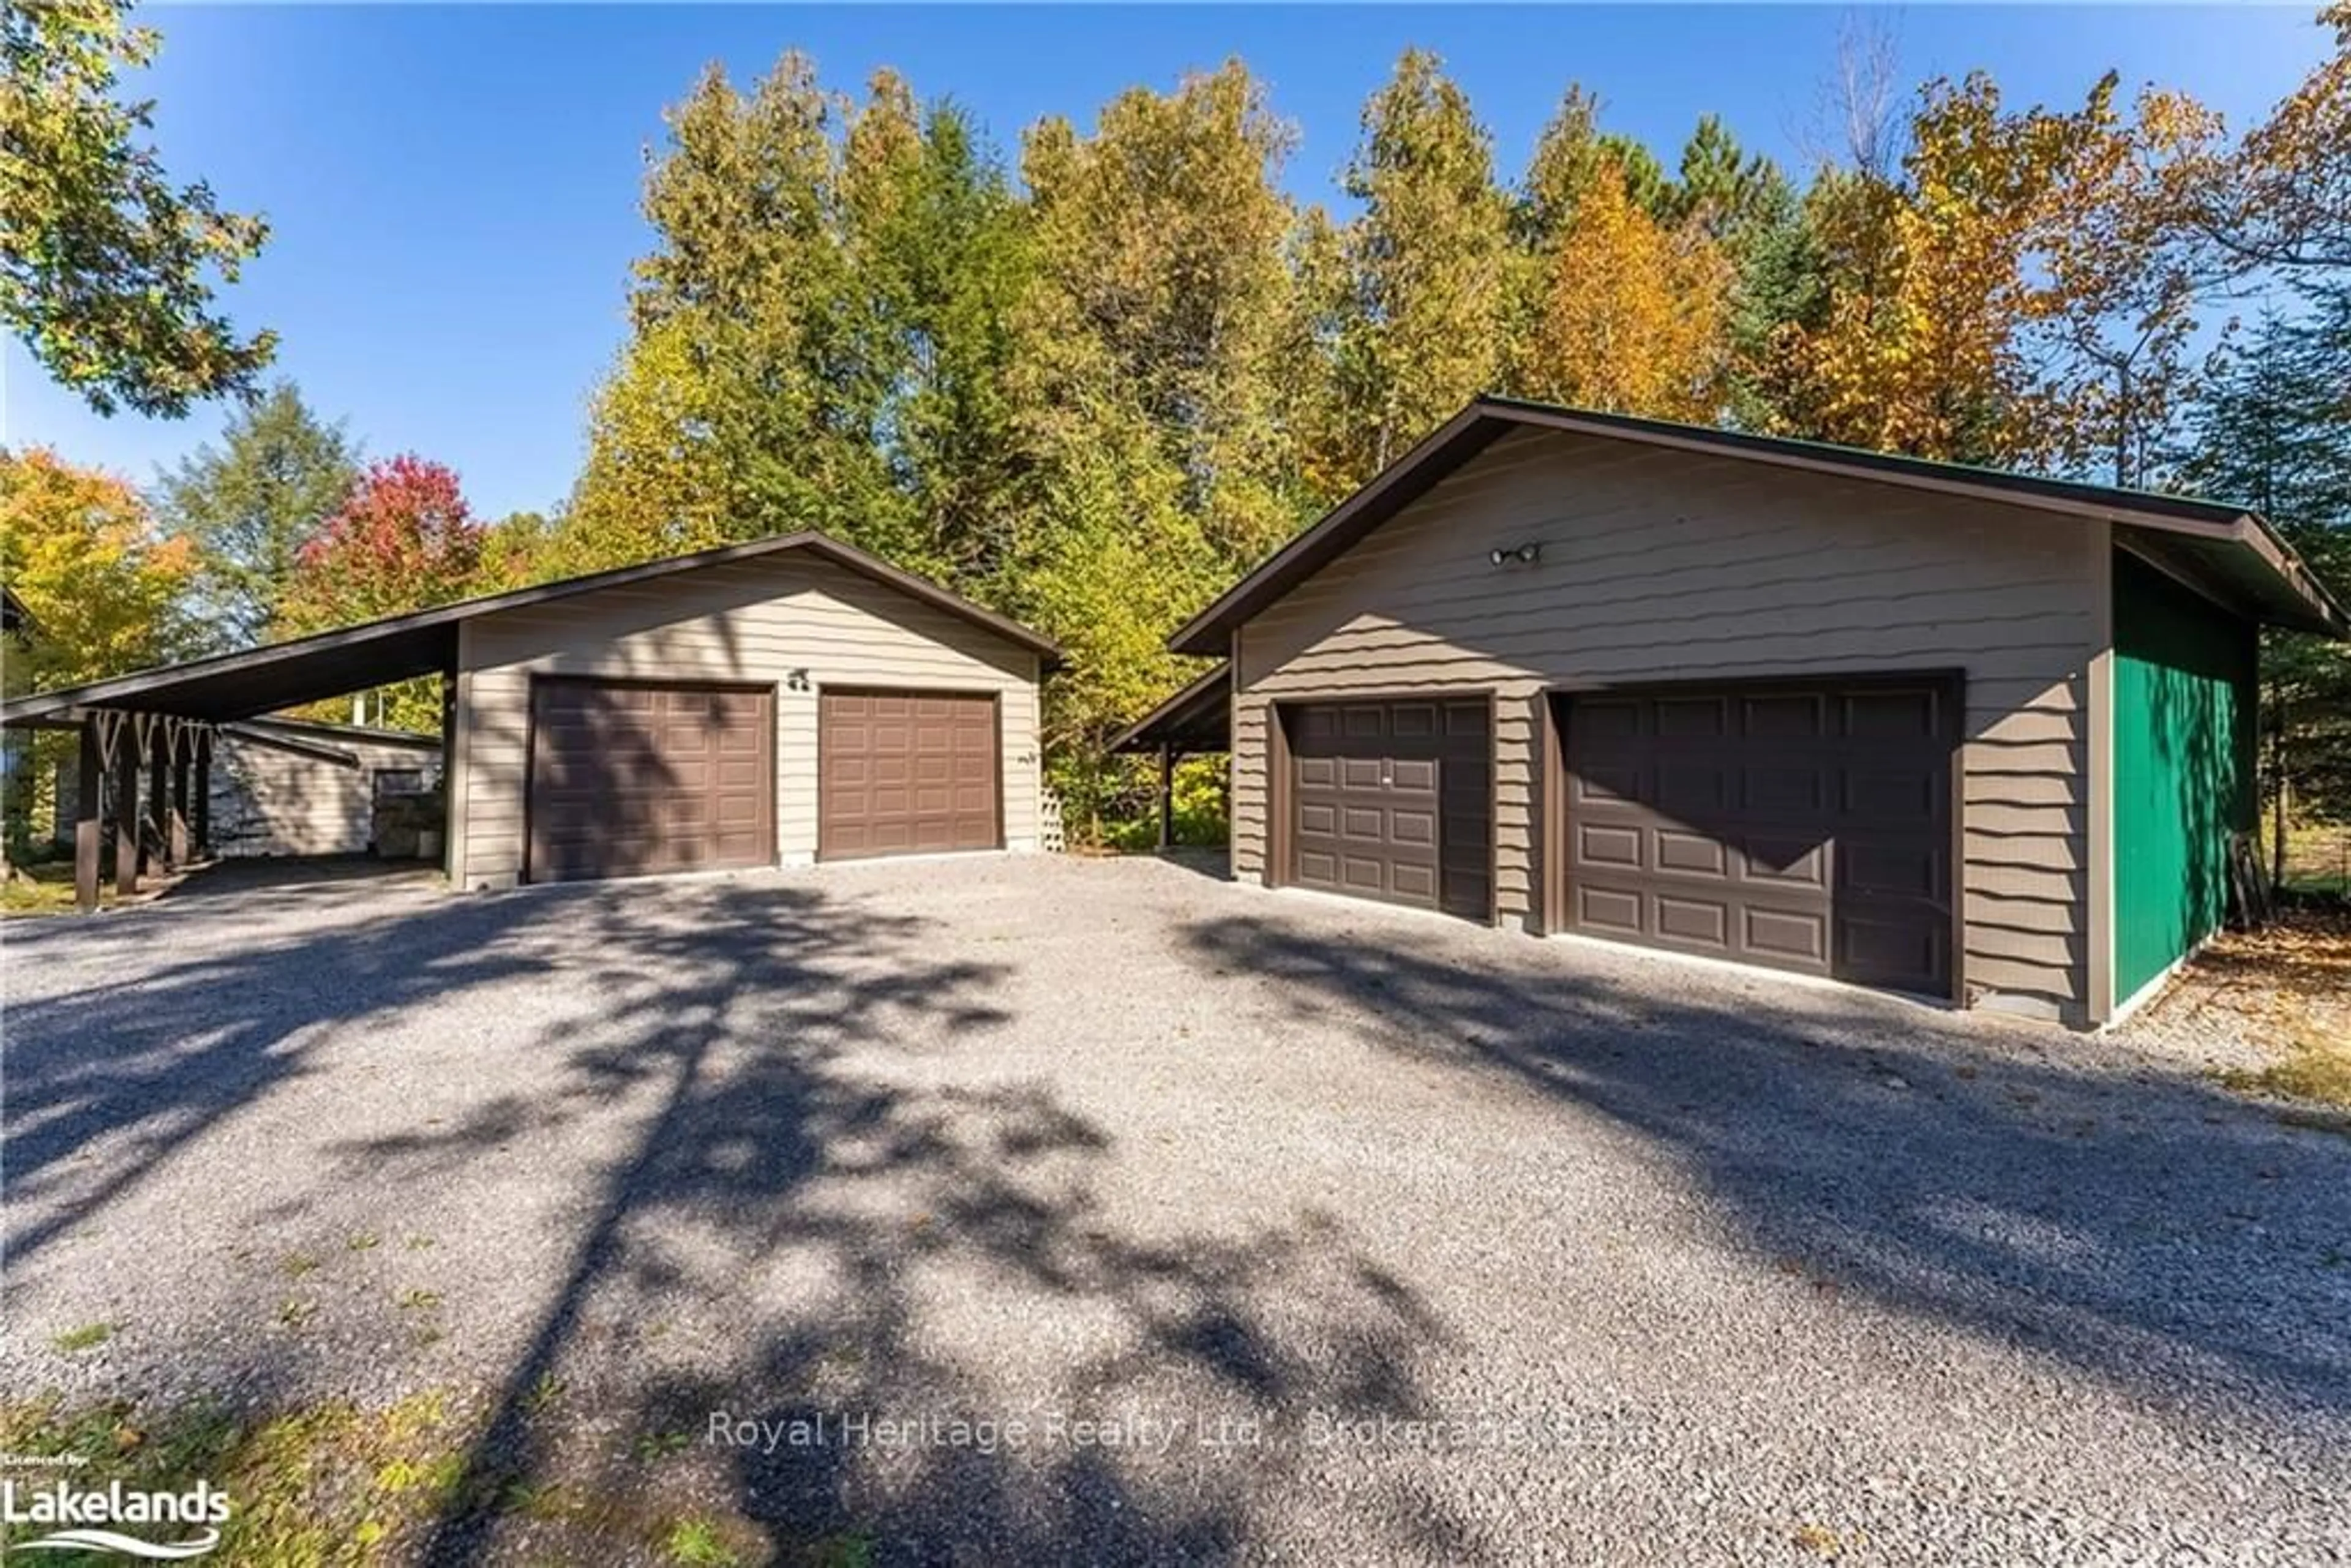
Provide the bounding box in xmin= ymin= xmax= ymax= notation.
xmin=1514 ymin=158 xmax=1731 ymax=420
xmin=0 ymin=446 xmax=197 ymax=692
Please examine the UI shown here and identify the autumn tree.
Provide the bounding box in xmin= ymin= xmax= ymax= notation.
xmin=154 ymin=381 xmax=358 ymax=647
xmin=1505 ymin=96 xmax=1736 ymax=419
xmin=278 ymin=456 xmax=484 ymax=729
xmin=1011 ymin=62 xmax=1308 ymax=831
xmin=1513 ymin=152 xmax=1731 ymax=418
xmin=2197 ymin=4 xmax=2351 ymax=275
xmin=2 ymin=1 xmax=272 ymax=415
xmin=0 ymin=446 xmax=197 ymax=691
xmin=570 ymin=59 xmax=1033 ymax=586
xmin=1021 ymin=61 xmax=1308 ymax=567
xmin=0 ymin=448 xmax=198 ymax=853
xmin=1768 ymin=70 xmax=2228 ymax=473
xmin=1328 ymin=49 xmax=1511 ymax=479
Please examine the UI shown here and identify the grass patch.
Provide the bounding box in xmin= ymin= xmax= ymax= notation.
xmin=2222 ymin=1049 xmax=2351 ymax=1111
xmin=522 ymin=1373 xmax=565 ymax=1419
xmin=51 ymin=1321 xmax=113 ymax=1353
xmin=1 ymin=1389 xmax=771 ymax=1562
xmin=0 ymin=1390 xmax=467 ymax=1562
xmin=348 ymin=1232 xmax=382 ymax=1252
xmin=282 ymin=1251 xmax=321 ymax=1278
xmin=664 ymin=1515 xmax=749 ymax=1567
xmin=0 ymin=861 xmax=110 ymax=918
xmin=397 ymin=1288 xmax=442 ymax=1312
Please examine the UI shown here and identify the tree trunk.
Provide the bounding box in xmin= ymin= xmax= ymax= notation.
xmin=2270 ymin=691 xmax=2289 ymax=892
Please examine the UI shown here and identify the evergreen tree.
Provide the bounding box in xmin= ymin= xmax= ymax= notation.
xmin=154 ymin=380 xmax=358 ymax=647
xmin=2179 ymin=299 xmax=2351 ymax=869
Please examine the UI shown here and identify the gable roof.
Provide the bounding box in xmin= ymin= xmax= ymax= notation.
xmin=1169 ymin=396 xmax=2349 ymax=655
xmin=1 ymin=531 xmax=1061 ymax=728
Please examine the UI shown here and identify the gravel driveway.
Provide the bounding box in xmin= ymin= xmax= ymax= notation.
xmin=5 ymin=853 xmax=2348 ymax=1564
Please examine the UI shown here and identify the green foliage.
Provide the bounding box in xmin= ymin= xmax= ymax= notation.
xmin=1 ymin=0 xmax=272 ymax=415
xmin=523 ymin=26 xmax=2351 ymax=849
xmin=154 ymin=381 xmax=358 ymax=647
xmin=1329 ymin=48 xmax=1511 ymax=481
xmin=2180 ymin=298 xmax=2351 ymax=837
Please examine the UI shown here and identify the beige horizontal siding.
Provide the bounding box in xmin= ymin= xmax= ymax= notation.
xmin=1232 ymin=426 xmax=2096 ymax=1019
xmin=452 ymin=553 xmax=1041 ymax=888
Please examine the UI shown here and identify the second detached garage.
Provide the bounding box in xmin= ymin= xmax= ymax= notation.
xmin=1152 ymin=397 xmax=2346 ymax=1029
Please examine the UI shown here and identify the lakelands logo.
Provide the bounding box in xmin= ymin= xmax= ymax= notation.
xmin=2 ymin=1479 xmax=231 ymax=1559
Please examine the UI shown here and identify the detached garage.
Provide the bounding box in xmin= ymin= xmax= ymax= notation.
xmin=1152 ymin=397 xmax=2345 ymax=1027
xmin=2 ymin=532 xmax=1058 ymax=903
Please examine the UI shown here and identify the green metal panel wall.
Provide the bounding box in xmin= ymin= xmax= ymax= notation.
xmin=2112 ymin=552 xmax=2257 ymax=1001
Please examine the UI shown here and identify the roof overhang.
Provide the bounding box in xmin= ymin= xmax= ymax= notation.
xmin=1110 ymin=662 xmax=1231 ymax=754
xmin=2 ymin=531 xmax=1064 ymax=730
xmin=1169 ymin=397 xmax=2350 ymax=655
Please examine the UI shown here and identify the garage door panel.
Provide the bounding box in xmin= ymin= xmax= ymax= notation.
xmin=1286 ymin=697 xmax=1492 ymax=921
xmin=1657 ymin=895 xmax=1730 ymax=949
xmin=1745 ymin=766 xmax=1825 ymax=816
xmin=527 ymin=680 xmax=773 ymax=884
xmin=1657 ymin=697 xmax=1728 ymax=737
xmin=1745 ymin=907 xmax=1829 ymax=964
xmin=1563 ymin=678 xmax=1954 ymax=997
xmin=1577 ymin=885 xmax=1643 ymax=934
xmin=1745 ymin=694 xmax=1826 ymax=738
xmin=819 ymin=689 xmax=999 ymax=861
xmin=1577 ymin=823 xmax=1642 ymax=868
xmin=1742 ymin=837 xmax=1826 ymax=884
xmin=1845 ymin=688 xmax=1942 ymax=739
xmin=1656 ymin=830 xmax=1727 ymax=877
xmin=1657 ymin=763 xmax=1727 ymax=812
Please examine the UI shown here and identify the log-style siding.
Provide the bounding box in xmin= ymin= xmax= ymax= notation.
xmin=1231 ymin=426 xmax=2097 ymax=1021
xmin=451 ymin=553 xmax=1042 ymax=888
xmin=209 ymin=733 xmax=435 ymax=858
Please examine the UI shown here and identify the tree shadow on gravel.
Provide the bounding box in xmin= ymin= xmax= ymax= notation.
xmin=1 ymin=883 xmax=591 ymax=1268
xmin=253 ymin=882 xmax=1474 ymax=1565
xmin=1184 ymin=912 xmax=2351 ymax=1430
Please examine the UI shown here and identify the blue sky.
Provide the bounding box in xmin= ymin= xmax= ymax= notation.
xmin=1 ymin=5 xmax=2331 ymax=521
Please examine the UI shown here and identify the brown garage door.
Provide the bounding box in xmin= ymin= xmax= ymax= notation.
xmin=1559 ymin=677 xmax=1956 ymax=996
xmin=1286 ymin=698 xmax=1493 ymax=921
xmin=819 ymin=690 xmax=999 ymax=860
xmin=527 ymin=679 xmax=774 ymax=883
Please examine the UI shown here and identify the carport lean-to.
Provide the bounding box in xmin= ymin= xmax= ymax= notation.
xmin=1 ymin=531 xmax=1062 ymax=909
xmin=3 ymin=601 xmax=465 ymax=913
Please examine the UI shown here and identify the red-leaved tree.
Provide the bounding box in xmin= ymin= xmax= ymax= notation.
xmin=276 ymin=455 xmax=486 ymax=728
xmin=277 ymin=455 xmax=484 ymax=633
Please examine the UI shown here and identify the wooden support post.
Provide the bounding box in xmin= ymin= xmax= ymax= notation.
xmin=148 ymin=718 xmax=171 ymax=871
xmin=112 ymin=718 xmax=140 ymax=896
xmin=168 ymin=725 xmax=191 ymax=867
xmin=192 ymin=729 xmax=212 ymax=855
xmin=1157 ymin=745 xmax=1176 ymax=852
xmin=74 ymin=719 xmax=103 ymax=913
xmin=440 ymin=666 xmax=458 ymax=878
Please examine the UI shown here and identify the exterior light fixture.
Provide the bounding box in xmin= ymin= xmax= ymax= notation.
xmin=1487 ymin=542 xmax=1542 ymax=568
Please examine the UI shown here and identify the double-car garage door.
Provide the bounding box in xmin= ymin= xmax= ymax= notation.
xmin=526 ymin=679 xmax=997 ymax=883
xmin=1282 ymin=677 xmax=1956 ymax=998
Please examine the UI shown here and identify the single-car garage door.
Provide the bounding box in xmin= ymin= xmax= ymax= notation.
xmin=527 ymin=678 xmax=774 ymax=883
xmin=819 ymin=690 xmax=1000 ymax=860
xmin=1286 ymin=698 xmax=1493 ymax=920
xmin=1559 ymin=677 xmax=1956 ymax=996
